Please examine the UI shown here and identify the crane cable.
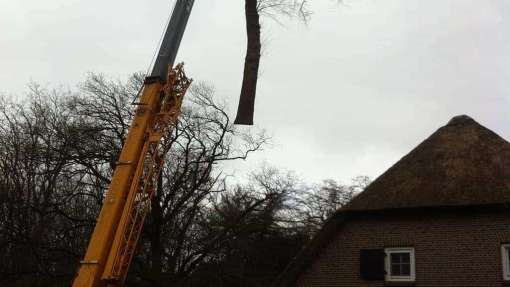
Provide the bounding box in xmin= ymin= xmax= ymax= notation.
xmin=133 ymin=0 xmax=178 ymax=103
xmin=146 ymin=0 xmax=178 ymax=77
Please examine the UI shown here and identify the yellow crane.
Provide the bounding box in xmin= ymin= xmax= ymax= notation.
xmin=72 ymin=1 xmax=194 ymax=286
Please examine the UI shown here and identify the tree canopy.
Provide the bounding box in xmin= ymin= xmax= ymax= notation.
xmin=0 ymin=73 xmax=367 ymax=287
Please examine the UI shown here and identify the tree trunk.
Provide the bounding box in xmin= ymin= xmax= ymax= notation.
xmin=235 ymin=0 xmax=261 ymax=125
xmin=149 ymin=173 xmax=164 ymax=284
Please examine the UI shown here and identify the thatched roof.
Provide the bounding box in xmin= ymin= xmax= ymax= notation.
xmin=272 ymin=115 xmax=510 ymax=287
xmin=345 ymin=115 xmax=510 ymax=211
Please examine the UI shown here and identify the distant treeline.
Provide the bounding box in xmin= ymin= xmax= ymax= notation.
xmin=0 ymin=73 xmax=368 ymax=287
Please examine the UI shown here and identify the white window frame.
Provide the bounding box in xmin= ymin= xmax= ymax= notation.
xmin=385 ymin=247 xmax=416 ymax=282
xmin=502 ymin=244 xmax=510 ymax=281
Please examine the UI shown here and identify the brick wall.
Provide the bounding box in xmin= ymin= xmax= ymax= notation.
xmin=296 ymin=209 xmax=510 ymax=287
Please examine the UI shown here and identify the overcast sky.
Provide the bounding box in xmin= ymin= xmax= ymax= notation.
xmin=1 ymin=0 xmax=509 ymax=183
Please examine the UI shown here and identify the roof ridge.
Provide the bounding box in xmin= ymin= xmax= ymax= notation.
xmin=344 ymin=115 xmax=510 ymax=211
xmin=446 ymin=114 xmax=476 ymax=126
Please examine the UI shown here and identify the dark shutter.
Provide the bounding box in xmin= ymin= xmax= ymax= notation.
xmin=360 ymin=249 xmax=386 ymax=280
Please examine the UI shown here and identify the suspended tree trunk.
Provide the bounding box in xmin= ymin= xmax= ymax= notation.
xmin=235 ymin=0 xmax=261 ymax=125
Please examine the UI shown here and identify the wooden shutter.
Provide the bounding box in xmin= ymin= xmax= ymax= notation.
xmin=360 ymin=249 xmax=386 ymax=280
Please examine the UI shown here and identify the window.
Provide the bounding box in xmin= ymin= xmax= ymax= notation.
xmin=385 ymin=247 xmax=415 ymax=282
xmin=502 ymin=244 xmax=510 ymax=280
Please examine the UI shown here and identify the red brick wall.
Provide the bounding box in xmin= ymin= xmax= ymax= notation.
xmin=295 ymin=209 xmax=510 ymax=287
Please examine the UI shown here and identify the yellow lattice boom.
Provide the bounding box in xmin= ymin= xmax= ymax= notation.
xmin=72 ymin=64 xmax=192 ymax=287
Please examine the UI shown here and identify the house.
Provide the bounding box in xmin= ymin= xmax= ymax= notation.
xmin=273 ymin=115 xmax=510 ymax=287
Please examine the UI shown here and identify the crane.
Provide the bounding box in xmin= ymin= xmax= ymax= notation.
xmin=72 ymin=1 xmax=195 ymax=286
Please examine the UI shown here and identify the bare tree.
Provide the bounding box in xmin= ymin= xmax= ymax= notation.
xmin=179 ymin=166 xmax=307 ymax=287
xmin=132 ymin=82 xmax=269 ymax=286
xmin=65 ymin=74 xmax=271 ymax=286
xmin=0 ymin=74 xmax=270 ymax=286
xmin=0 ymin=72 xmax=366 ymax=287
xmin=293 ymin=176 xmax=371 ymax=234
xmin=257 ymin=0 xmax=311 ymax=21
xmin=0 ymin=86 xmax=99 ymax=285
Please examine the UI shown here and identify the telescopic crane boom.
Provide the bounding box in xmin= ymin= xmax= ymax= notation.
xmin=72 ymin=1 xmax=194 ymax=286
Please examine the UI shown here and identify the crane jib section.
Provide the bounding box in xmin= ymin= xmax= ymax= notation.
xmin=151 ymin=0 xmax=195 ymax=81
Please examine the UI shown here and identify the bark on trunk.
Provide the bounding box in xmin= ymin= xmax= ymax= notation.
xmin=234 ymin=0 xmax=261 ymax=125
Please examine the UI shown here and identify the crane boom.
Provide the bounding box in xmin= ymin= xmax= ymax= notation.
xmin=72 ymin=1 xmax=194 ymax=286
xmin=152 ymin=0 xmax=195 ymax=80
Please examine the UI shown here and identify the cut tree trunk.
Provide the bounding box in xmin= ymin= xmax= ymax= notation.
xmin=234 ymin=0 xmax=261 ymax=125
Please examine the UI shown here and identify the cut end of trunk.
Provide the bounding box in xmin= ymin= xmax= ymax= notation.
xmin=234 ymin=114 xmax=254 ymax=126
xmin=234 ymin=88 xmax=256 ymax=125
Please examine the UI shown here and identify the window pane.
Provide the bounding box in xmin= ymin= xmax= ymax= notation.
xmin=391 ymin=263 xmax=401 ymax=276
xmin=390 ymin=253 xmax=399 ymax=264
xmin=391 ymin=252 xmax=410 ymax=264
xmin=390 ymin=252 xmax=412 ymax=277
xmin=401 ymin=263 xmax=411 ymax=276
